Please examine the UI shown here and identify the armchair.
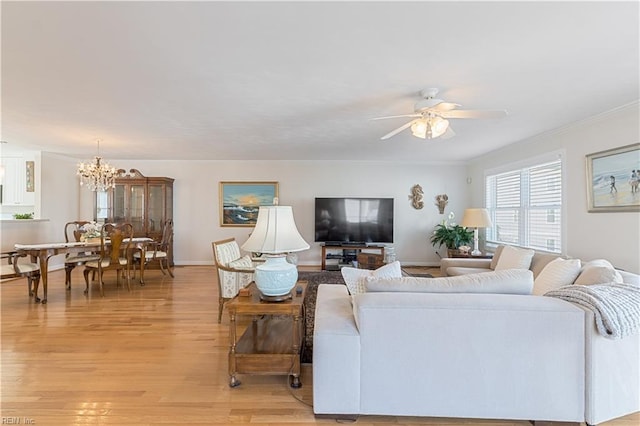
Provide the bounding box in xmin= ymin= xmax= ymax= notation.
xmin=212 ymin=238 xmax=259 ymax=323
xmin=1 ymin=251 xmax=40 ymax=297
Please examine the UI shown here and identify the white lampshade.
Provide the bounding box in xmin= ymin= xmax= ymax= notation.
xmin=411 ymin=119 xmax=428 ymax=139
xmin=429 ymin=117 xmax=449 ymax=138
xmin=241 ymin=206 xmax=309 ymax=254
xmin=461 ymin=208 xmax=492 ymax=228
xmin=241 ymin=206 xmax=309 ymax=299
xmin=461 ymin=208 xmax=492 ymax=256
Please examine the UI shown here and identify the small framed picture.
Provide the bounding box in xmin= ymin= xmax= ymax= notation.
xmin=219 ymin=181 xmax=279 ymax=226
xmin=585 ymin=143 xmax=640 ymax=212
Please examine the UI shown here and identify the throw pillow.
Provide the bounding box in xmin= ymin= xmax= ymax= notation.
xmin=228 ymin=255 xmax=253 ymax=270
xmin=365 ymin=269 xmax=534 ymax=295
xmin=533 ymin=257 xmax=582 ymax=296
xmin=494 ymin=245 xmax=535 ymax=271
xmin=574 ymin=259 xmax=623 ymax=285
xmin=341 ymin=261 xmax=402 ymax=295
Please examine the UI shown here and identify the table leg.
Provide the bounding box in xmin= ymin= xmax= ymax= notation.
xmin=139 ymin=246 xmax=146 ymax=285
xmin=228 ymin=311 xmax=240 ymax=387
xmin=290 ymin=313 xmax=302 ymax=388
xmin=34 ymin=253 xmax=51 ymax=304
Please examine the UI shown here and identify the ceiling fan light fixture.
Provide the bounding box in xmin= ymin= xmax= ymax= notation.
xmin=430 ymin=117 xmax=449 ymax=138
xmin=410 ymin=119 xmax=428 ymax=139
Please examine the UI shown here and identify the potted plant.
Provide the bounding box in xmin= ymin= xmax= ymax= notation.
xmin=80 ymin=221 xmax=103 ymax=243
xmin=430 ymin=212 xmax=473 ymax=257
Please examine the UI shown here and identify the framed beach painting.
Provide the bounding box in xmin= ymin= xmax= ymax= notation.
xmin=586 ymin=143 xmax=640 ymax=212
xmin=219 ymin=181 xmax=279 ymax=226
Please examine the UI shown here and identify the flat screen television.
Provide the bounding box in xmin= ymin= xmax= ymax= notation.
xmin=314 ymin=197 xmax=394 ymax=244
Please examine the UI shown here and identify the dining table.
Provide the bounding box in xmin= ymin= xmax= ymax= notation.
xmin=14 ymin=237 xmax=153 ymax=304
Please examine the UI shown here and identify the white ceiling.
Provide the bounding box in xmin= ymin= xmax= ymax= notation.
xmin=1 ymin=1 xmax=639 ymax=163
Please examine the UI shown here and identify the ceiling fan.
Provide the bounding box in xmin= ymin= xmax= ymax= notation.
xmin=372 ymin=88 xmax=507 ymax=140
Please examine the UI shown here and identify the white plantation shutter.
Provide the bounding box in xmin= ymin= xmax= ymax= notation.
xmin=485 ymin=157 xmax=563 ymax=253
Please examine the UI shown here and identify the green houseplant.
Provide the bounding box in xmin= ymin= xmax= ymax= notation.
xmin=13 ymin=212 xmax=34 ymax=219
xmin=430 ymin=212 xmax=473 ymax=255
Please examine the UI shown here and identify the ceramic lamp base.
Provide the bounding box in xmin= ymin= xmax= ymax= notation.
xmin=254 ymin=254 xmax=298 ymax=298
xmin=471 ymin=227 xmax=481 ymax=256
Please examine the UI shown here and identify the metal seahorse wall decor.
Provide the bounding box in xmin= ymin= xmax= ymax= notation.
xmin=409 ymin=184 xmax=424 ymax=209
xmin=435 ymin=194 xmax=449 ymax=214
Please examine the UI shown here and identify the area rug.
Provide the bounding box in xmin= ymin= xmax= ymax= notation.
xmin=298 ymin=271 xmax=345 ymax=363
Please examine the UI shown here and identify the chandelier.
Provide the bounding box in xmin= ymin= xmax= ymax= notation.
xmin=77 ymin=140 xmax=119 ymax=192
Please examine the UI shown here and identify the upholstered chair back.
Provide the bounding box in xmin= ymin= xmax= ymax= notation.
xmin=212 ymin=238 xmax=257 ymax=323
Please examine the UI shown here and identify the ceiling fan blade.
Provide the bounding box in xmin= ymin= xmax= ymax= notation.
xmin=440 ymin=126 xmax=456 ymax=139
xmin=439 ymin=109 xmax=507 ymax=119
xmin=431 ymin=102 xmax=460 ymax=112
xmin=380 ymin=120 xmax=417 ymax=140
xmin=370 ymin=113 xmax=421 ymax=121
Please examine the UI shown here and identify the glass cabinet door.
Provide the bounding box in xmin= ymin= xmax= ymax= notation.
xmin=148 ymin=184 xmax=164 ymax=234
xmin=129 ymin=185 xmax=145 ymax=235
xmin=113 ymin=184 xmax=126 ymax=222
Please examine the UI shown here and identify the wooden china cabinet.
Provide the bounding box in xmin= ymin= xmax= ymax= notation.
xmin=94 ymin=169 xmax=174 ymax=263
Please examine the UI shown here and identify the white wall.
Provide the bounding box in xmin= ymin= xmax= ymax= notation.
xmin=467 ymin=102 xmax=640 ymax=273
xmin=3 ymin=155 xmax=469 ymax=268
xmin=78 ymin=160 xmax=468 ymax=267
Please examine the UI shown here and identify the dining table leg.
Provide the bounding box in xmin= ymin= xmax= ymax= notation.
xmin=33 ymin=252 xmax=52 ymax=304
xmin=139 ymin=246 xmax=146 ymax=285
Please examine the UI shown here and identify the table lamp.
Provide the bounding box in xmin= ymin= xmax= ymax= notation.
xmin=241 ymin=206 xmax=309 ymax=301
xmin=460 ymin=208 xmax=492 ymax=256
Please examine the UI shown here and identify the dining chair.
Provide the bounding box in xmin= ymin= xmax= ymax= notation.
xmin=64 ymin=220 xmax=100 ymax=289
xmin=132 ymin=219 xmax=174 ymax=281
xmin=212 ymin=238 xmax=258 ymax=323
xmin=1 ymin=251 xmax=41 ymax=298
xmin=83 ymin=223 xmax=134 ymax=297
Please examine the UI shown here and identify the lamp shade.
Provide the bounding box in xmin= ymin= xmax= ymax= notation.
xmin=241 ymin=206 xmax=309 ymax=254
xmin=460 ymin=208 xmax=492 ymax=228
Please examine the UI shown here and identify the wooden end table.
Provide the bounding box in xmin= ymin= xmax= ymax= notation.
xmin=227 ymin=281 xmax=307 ymax=388
xmin=450 ymin=253 xmax=494 ymax=259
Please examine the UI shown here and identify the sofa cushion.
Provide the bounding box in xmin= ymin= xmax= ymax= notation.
xmin=341 ymin=261 xmax=402 ymax=295
xmin=494 ymin=246 xmax=535 ymax=271
xmin=533 ymin=257 xmax=582 ymax=296
xmin=489 ymin=244 xmax=505 ymax=270
xmin=574 ymin=259 xmax=623 ymax=285
xmin=445 ymin=266 xmax=494 ymax=276
xmin=530 ymin=252 xmax=563 ymax=278
xmin=364 ymin=269 xmax=534 ymax=295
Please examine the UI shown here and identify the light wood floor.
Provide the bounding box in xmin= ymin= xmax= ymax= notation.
xmin=1 ymin=266 xmax=638 ymax=425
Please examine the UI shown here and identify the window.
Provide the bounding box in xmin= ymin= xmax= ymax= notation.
xmin=485 ymin=156 xmax=563 ymax=253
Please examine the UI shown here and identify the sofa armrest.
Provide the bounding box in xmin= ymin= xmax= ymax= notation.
xmin=440 ymin=257 xmax=492 ymax=276
xmin=313 ymin=284 xmax=361 ymax=415
xmin=582 ymin=308 xmax=640 ymax=425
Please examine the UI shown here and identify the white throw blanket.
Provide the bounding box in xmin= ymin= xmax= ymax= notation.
xmin=545 ymin=283 xmax=640 ymax=339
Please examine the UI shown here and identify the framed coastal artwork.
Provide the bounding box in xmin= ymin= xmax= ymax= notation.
xmin=586 ymin=143 xmax=640 ymax=212
xmin=219 ymin=181 xmax=279 ymax=226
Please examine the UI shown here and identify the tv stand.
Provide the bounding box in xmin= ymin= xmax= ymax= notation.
xmin=321 ymin=244 xmax=386 ymax=271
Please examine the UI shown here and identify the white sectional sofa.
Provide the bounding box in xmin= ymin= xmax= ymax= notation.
xmin=313 ymin=254 xmax=640 ymax=425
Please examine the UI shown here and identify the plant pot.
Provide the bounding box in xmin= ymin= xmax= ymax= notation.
xmin=447 ymin=249 xmax=461 ymax=258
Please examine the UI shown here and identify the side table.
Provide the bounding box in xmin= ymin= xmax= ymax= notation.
xmin=449 ymin=253 xmax=494 ymax=259
xmin=227 ymin=281 xmax=307 ymax=388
